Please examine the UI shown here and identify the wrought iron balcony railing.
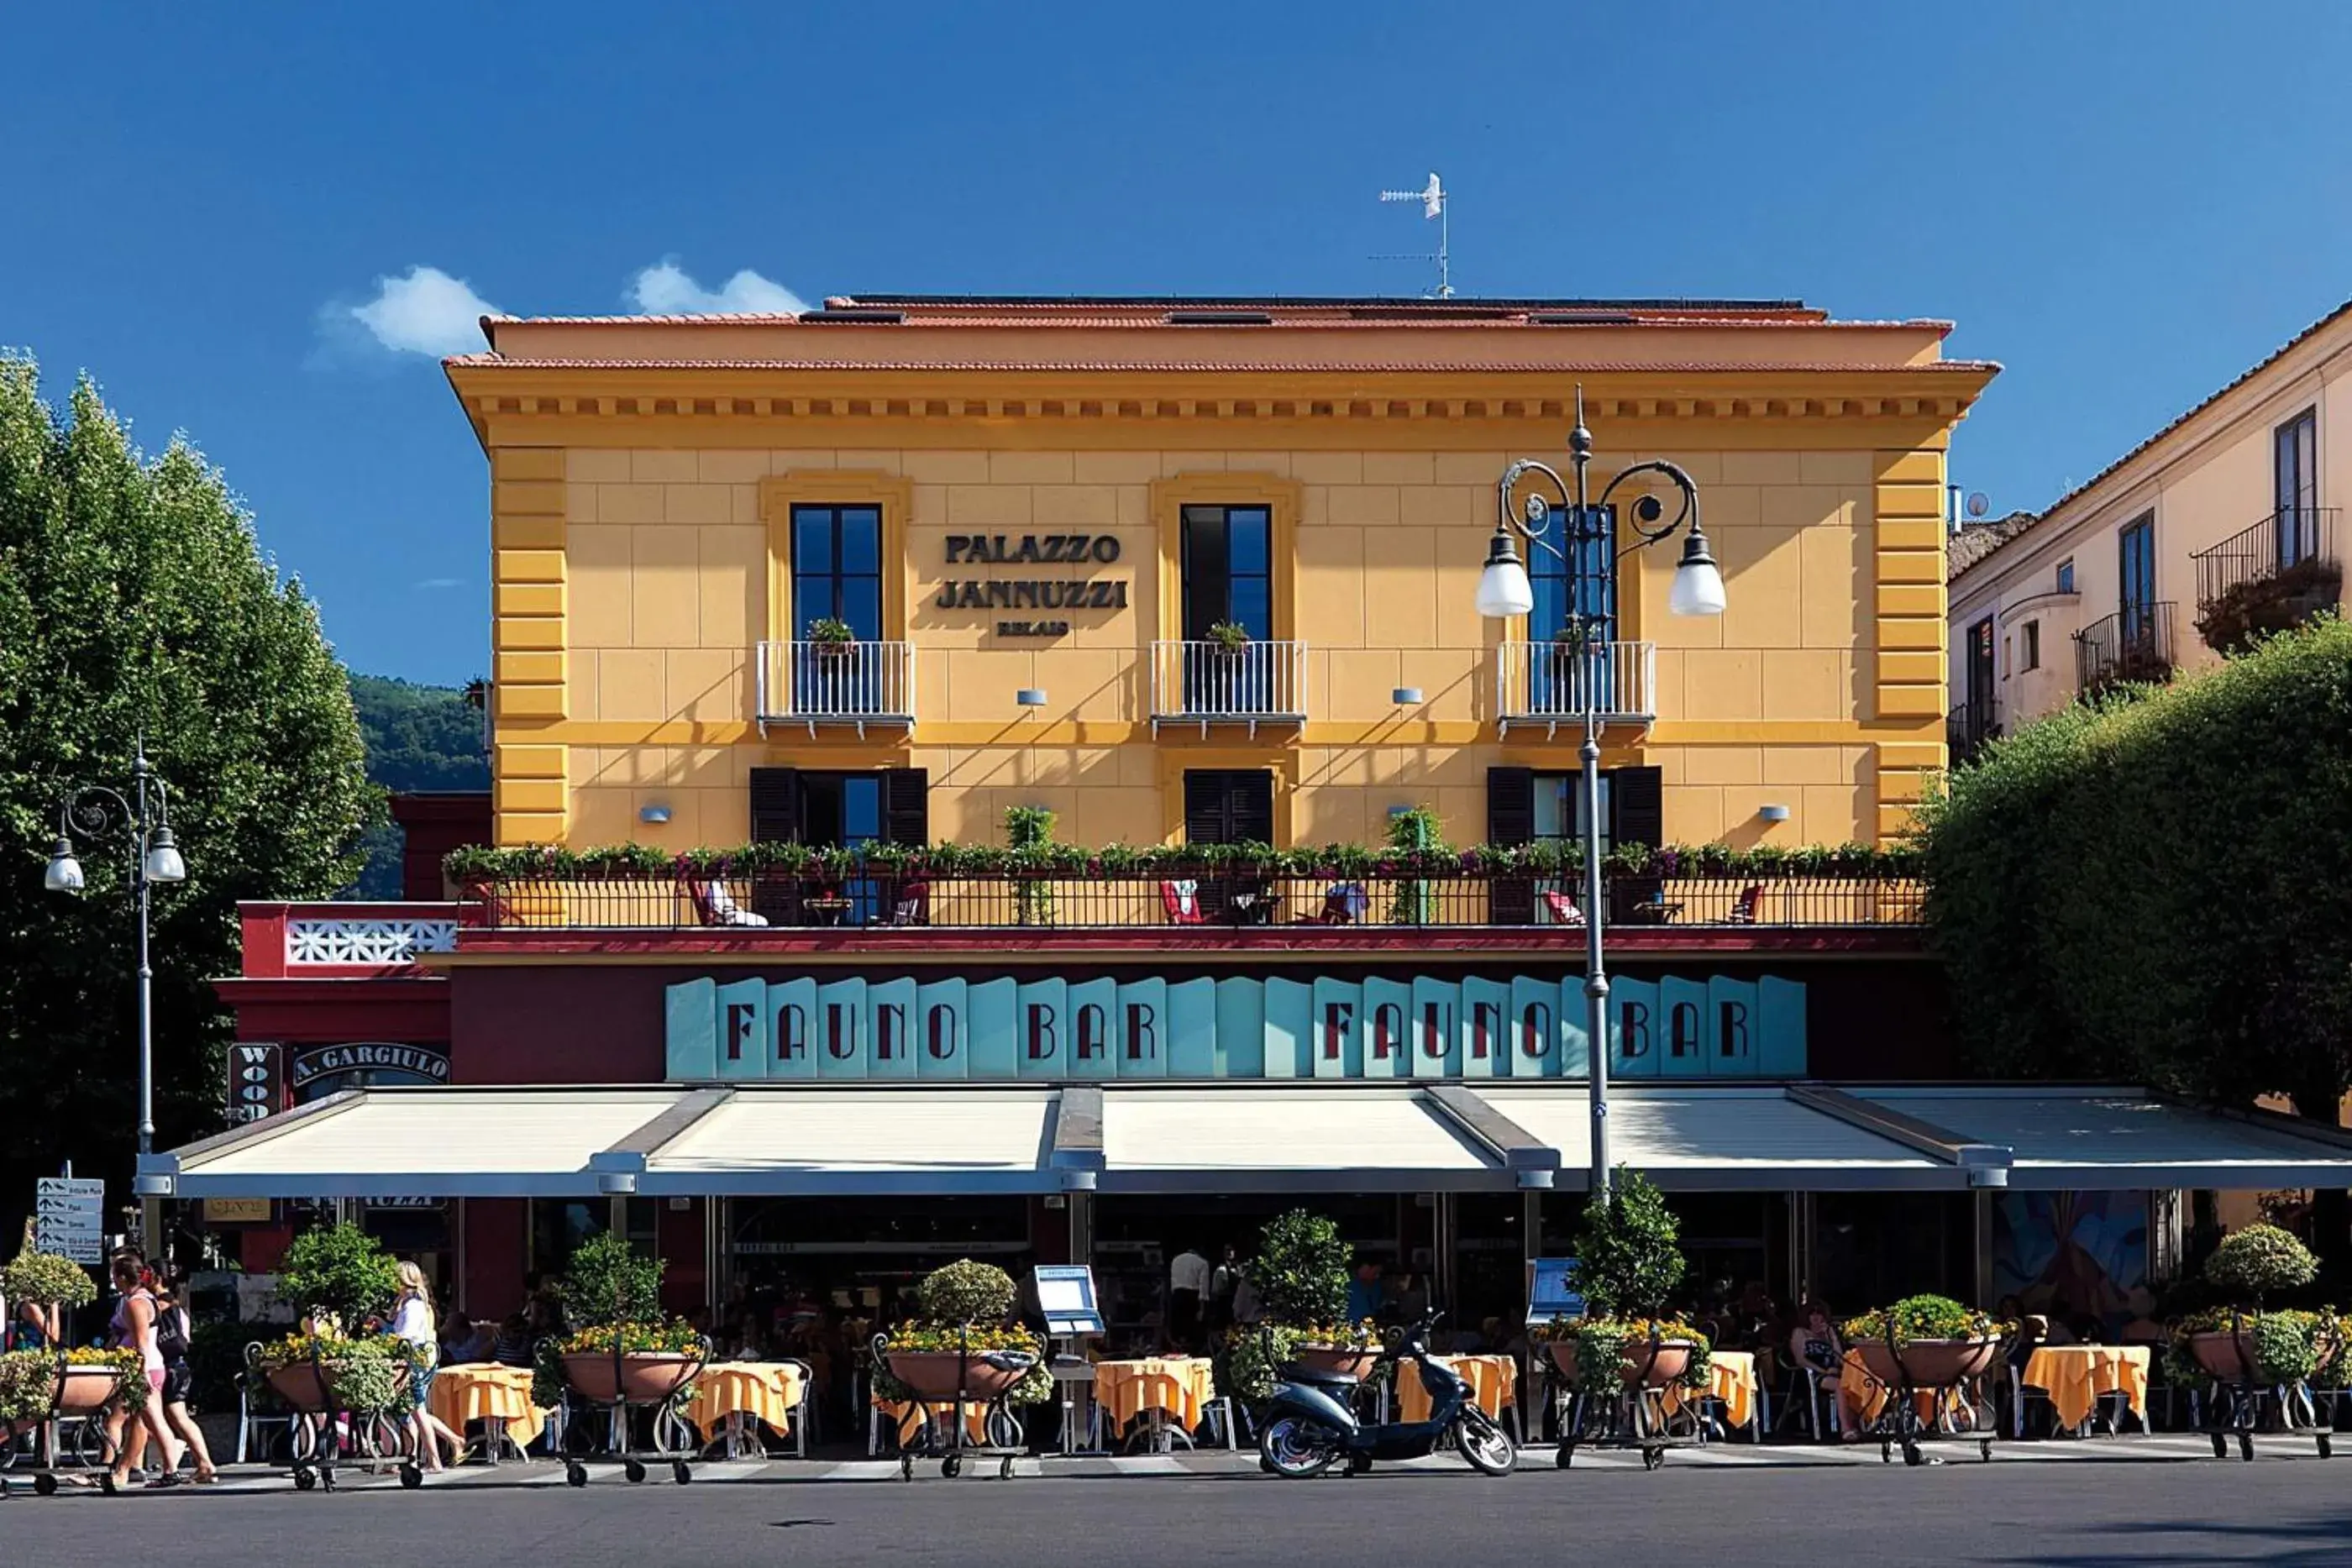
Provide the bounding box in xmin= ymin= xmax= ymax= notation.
xmin=756 ymin=640 xmax=915 ymax=732
xmin=1946 ymin=696 xmax=2000 ymax=765
xmin=2190 ymin=507 xmax=2342 ymax=651
xmin=1150 ymin=640 xmax=1309 ymax=730
xmin=2074 ymin=603 xmax=2176 ymax=696
xmin=1497 ymin=640 xmax=1657 ymax=732
xmin=461 ymin=866 xmax=1924 ymax=933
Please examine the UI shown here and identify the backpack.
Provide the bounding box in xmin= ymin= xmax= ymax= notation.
xmin=155 ymin=1303 xmax=190 ymax=1364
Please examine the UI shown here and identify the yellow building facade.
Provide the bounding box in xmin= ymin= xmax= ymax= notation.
xmin=446 ymin=298 xmax=1996 ymax=855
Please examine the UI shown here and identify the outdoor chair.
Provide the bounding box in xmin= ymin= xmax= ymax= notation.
xmin=1300 ymin=883 xmax=1367 ymax=925
xmin=1540 ymin=890 xmax=1586 ymax=928
xmin=1726 ymin=883 xmax=1765 ymax=924
xmin=1159 ymin=879 xmax=1206 ymax=925
xmin=1770 ymin=1364 xmax=1833 ymax=1441
xmin=688 ymin=878 xmax=770 ymax=928
xmin=887 ymin=879 xmax=931 ymax=927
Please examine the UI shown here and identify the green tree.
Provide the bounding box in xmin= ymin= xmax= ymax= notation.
xmin=347 ymin=674 xmax=486 ymax=897
xmin=0 ymin=356 xmax=371 ymax=1235
xmin=1916 ymin=617 xmax=2352 ymax=1274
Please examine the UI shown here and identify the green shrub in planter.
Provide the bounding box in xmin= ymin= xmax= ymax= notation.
xmin=1571 ymin=1168 xmax=1685 ymax=1319
xmin=1840 ymin=1295 xmax=2005 ymax=1343
xmin=2166 ymin=1305 xmax=2324 ymax=1387
xmin=3 ymin=1249 xmax=97 ymax=1312
xmin=276 ymin=1223 xmax=401 ymax=1329
xmin=916 ymin=1258 xmax=1019 ymax=1324
xmin=2203 ymin=1224 xmax=2318 ymax=1306
xmin=1247 ymin=1209 xmax=1351 ymax=1327
xmin=558 ymin=1231 xmax=664 ymax=1329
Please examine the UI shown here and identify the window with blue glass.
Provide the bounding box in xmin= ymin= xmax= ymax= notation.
xmin=1528 ymin=504 xmax=1619 ymax=713
xmin=1179 ymin=505 xmax=1272 ymax=639
xmin=791 ymin=504 xmax=883 ymax=639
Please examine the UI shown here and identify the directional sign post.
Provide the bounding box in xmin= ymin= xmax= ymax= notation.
xmin=35 ymin=1177 xmax=106 ymax=1264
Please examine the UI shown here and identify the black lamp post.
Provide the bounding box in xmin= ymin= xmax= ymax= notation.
xmin=1475 ymin=390 xmax=1725 ymax=1201
xmin=43 ymin=737 xmax=188 ymax=1255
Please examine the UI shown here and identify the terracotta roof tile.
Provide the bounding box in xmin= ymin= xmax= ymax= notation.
xmin=447 ymin=355 xmax=1998 ymax=375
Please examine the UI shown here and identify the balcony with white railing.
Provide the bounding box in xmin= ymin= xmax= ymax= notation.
xmin=1496 ymin=640 xmax=1656 ymax=734
xmin=1150 ymin=640 xmax=1309 ymax=732
xmin=755 ymin=640 xmax=916 ymax=734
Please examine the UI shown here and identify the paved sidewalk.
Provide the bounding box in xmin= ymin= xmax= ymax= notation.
xmin=60 ymin=1429 xmax=2327 ymax=1494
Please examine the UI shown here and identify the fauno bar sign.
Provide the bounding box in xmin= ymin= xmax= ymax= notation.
xmin=664 ymin=973 xmax=1804 ymax=1083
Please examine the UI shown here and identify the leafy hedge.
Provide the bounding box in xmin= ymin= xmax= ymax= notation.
xmin=446 ymin=837 xmax=1917 ymax=884
xmin=1916 ymin=617 xmax=2352 ymax=1120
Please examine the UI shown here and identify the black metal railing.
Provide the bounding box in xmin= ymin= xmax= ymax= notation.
xmin=1946 ymin=696 xmax=2000 ymax=765
xmin=2191 ymin=506 xmax=2339 ymax=611
xmin=2074 ymin=603 xmax=2176 ymax=695
xmin=465 ymin=868 xmax=1925 ymax=932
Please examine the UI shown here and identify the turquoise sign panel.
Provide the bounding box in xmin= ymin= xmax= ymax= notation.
xmin=716 ymin=978 xmax=768 ymax=1081
xmin=1361 ymin=978 xmax=1412 ymax=1079
xmin=967 ymin=978 xmax=1019 ymax=1078
xmin=916 ymin=979 xmax=968 ymax=1079
xmin=1611 ymin=978 xmax=1660 ymax=1079
xmin=666 ymin=978 xmax=717 ymax=1080
xmin=815 ymin=979 xmax=867 ymax=1079
xmin=664 ymin=971 xmax=1808 ymax=1082
xmin=1116 ymin=979 xmax=1168 ymax=1078
xmin=868 ymin=978 xmax=919 ymax=1080
xmin=769 ymin=978 xmax=817 ymax=1078
xmin=1068 ymin=978 xmax=1118 ymax=1079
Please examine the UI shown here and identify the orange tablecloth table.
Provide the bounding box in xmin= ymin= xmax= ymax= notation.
xmin=1397 ymin=1355 xmax=1518 ymax=1424
xmin=1093 ymin=1357 xmax=1218 ymax=1434
xmin=685 ymin=1361 xmax=805 ymax=1447
xmin=428 ymin=1363 xmax=545 ymax=1456
xmin=1660 ymin=1350 xmax=1758 ymax=1432
xmin=2022 ymin=1345 xmax=2148 ymax=1432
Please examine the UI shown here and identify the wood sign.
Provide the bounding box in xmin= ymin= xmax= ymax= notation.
xmin=664 ymin=973 xmax=1805 ymax=1083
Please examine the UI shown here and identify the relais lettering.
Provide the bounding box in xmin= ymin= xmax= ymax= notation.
xmin=935 ymin=534 xmax=1130 ymax=637
xmin=664 ymin=972 xmax=1806 ymax=1083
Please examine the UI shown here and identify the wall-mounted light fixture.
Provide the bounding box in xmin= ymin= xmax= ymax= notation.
xmin=638 ymin=804 xmax=673 ymax=825
xmin=1392 ymin=687 xmax=1424 ymax=705
xmin=1016 ymin=689 xmax=1048 ymax=708
xmin=1758 ymin=804 xmax=1791 ymax=824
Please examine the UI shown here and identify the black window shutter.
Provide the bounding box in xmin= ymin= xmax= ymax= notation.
xmin=748 ymin=768 xmax=802 ymax=842
xmin=1612 ymin=764 xmax=1664 ymax=848
xmin=1487 ymin=767 xmax=1535 ymax=845
xmin=1183 ymin=771 xmax=1231 ymax=846
xmin=1231 ymin=772 xmax=1274 ymax=846
xmin=746 ymin=767 xmax=802 ymax=925
xmin=883 ymin=768 xmax=930 ymax=847
xmin=1486 ymin=766 xmax=1536 ymax=926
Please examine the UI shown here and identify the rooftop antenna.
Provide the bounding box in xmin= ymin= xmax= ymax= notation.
xmin=1375 ymin=172 xmax=1451 ymax=299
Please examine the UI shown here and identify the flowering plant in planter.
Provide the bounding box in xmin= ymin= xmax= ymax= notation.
xmin=250 ymin=1332 xmax=421 ymax=1413
xmin=3 ymin=1249 xmax=97 ymax=1314
xmin=806 ymin=616 xmax=856 ymax=647
xmin=870 ymin=1259 xmax=1049 ymax=1408
xmin=1840 ymin=1296 xmax=2008 ymax=1345
xmin=1205 ymin=620 xmax=1252 ymax=654
xmin=537 ymin=1232 xmax=706 ymax=1409
xmin=1536 ymin=1315 xmax=1713 ymax=1395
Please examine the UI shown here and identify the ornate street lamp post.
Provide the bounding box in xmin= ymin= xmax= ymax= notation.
xmin=1476 ymin=390 xmax=1726 ymax=1201
xmin=43 ymin=737 xmax=189 ymax=1256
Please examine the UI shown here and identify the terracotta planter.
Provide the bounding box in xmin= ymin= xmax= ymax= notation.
xmin=562 ymin=1350 xmax=700 ymax=1404
xmin=2189 ymin=1329 xmax=2256 ymax=1382
xmin=54 ymin=1366 xmax=127 ymax=1415
xmin=1293 ymin=1345 xmax=1379 ymax=1380
xmin=264 ymin=1356 xmax=412 ymax=1413
xmin=884 ymin=1350 xmax=1032 ymax=1403
xmin=1851 ymin=1337 xmax=2000 ymax=1387
xmin=1545 ymin=1337 xmax=1697 ymax=1389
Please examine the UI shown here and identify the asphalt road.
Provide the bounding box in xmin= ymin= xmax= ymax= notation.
xmin=5 ymin=1459 xmax=2348 ymax=1568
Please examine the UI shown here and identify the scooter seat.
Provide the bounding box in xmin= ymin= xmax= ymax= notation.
xmin=1278 ymin=1362 xmax=1361 ymax=1390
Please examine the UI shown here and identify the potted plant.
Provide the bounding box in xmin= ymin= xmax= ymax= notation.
xmin=253 ymin=1222 xmax=420 ymax=1413
xmin=874 ymin=1259 xmax=1046 ymax=1404
xmin=1242 ymin=1209 xmax=1376 ymax=1377
xmin=806 ymin=616 xmax=857 ymax=656
xmin=549 ymin=1232 xmax=706 ymax=1404
xmin=1536 ymin=1170 xmax=1711 ymax=1396
xmin=2 ymin=1246 xmax=95 ymax=1343
xmin=1840 ymin=1296 xmax=2007 ymax=1387
xmin=2171 ymin=1224 xmax=2323 ymax=1385
xmin=1205 ymin=620 xmax=1252 ymax=656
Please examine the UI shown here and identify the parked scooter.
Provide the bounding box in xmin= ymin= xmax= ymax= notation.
xmin=1258 ymin=1310 xmax=1515 ymax=1477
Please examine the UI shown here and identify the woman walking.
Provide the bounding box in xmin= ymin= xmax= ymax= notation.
xmin=105 ymin=1253 xmax=185 ymax=1489
xmin=391 ymin=1262 xmax=464 ymax=1471
xmin=152 ymin=1274 xmax=218 ymax=1482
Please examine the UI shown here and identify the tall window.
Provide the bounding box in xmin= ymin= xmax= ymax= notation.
xmin=1532 ymin=772 xmax=1612 ymax=859
xmin=1179 ymin=505 xmax=1272 ymax=640
xmin=2118 ymin=513 xmax=2156 ymax=632
xmin=1965 ymin=616 xmax=1995 ymax=711
xmin=791 ymin=504 xmax=882 ymax=640
xmin=1529 ymin=504 xmax=1619 ymax=711
xmin=1182 ymin=769 xmax=1274 ymax=846
xmin=2020 ymin=621 xmax=2041 ymax=672
xmin=2276 ymin=407 xmax=2318 ymax=566
xmin=2055 ymin=559 xmax=2076 ymax=595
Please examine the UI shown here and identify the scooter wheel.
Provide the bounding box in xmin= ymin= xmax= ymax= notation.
xmin=674 ymin=1460 xmax=693 ymax=1485
xmin=400 ymin=1463 xmax=423 ymax=1489
xmin=1257 ymin=1453 xmax=1275 ymax=1474
xmin=564 ymin=1462 xmax=587 ymax=1488
xmin=623 ymin=1458 xmax=647 ymax=1484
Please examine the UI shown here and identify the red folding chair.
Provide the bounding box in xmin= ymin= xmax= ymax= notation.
xmin=1160 ymin=879 xmax=1205 ymax=925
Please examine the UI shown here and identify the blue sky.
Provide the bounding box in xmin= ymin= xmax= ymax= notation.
xmin=7 ymin=2 xmax=2348 ymax=685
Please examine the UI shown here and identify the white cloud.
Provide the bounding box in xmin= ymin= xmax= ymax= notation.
xmin=627 ymin=260 xmax=807 ymax=316
xmin=348 ymin=266 xmax=499 ymax=355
